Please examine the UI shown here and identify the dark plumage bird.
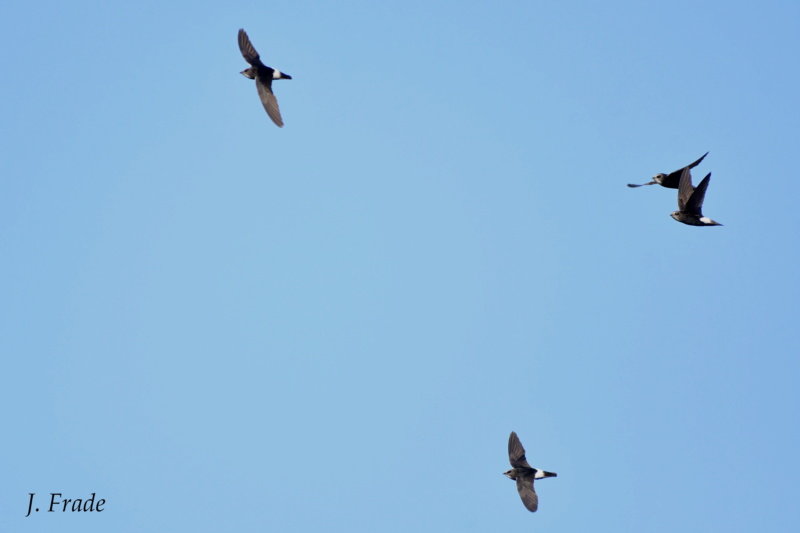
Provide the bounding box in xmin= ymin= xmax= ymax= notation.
xmin=627 ymin=152 xmax=709 ymax=188
xmin=503 ymin=431 xmax=557 ymax=512
xmin=238 ymin=28 xmax=292 ymax=127
xmin=670 ymin=167 xmax=723 ymax=226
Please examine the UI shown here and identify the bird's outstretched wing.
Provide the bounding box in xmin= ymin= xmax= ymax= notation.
xmin=256 ymin=79 xmax=284 ymax=127
xmin=238 ymin=29 xmax=263 ymax=66
xmin=627 ymin=180 xmax=657 ymax=188
xmin=508 ymin=432 xmax=532 ymax=469
xmin=661 ymin=151 xmax=709 ymax=189
xmin=677 ymin=167 xmax=695 ymax=212
xmin=685 ymin=151 xmax=709 ymax=171
xmin=516 ymin=475 xmax=539 ymax=512
xmin=684 ymin=173 xmax=712 ymax=216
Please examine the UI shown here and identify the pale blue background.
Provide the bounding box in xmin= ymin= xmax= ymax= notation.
xmin=2 ymin=1 xmax=799 ymax=531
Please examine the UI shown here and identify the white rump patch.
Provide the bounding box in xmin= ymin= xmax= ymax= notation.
xmin=273 ymin=69 xmax=283 ymax=79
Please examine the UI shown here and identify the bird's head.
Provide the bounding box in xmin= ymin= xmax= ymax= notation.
xmin=240 ymin=68 xmax=257 ymax=79
xmin=503 ymin=469 xmax=516 ymax=480
xmin=670 ymin=211 xmax=681 ymax=221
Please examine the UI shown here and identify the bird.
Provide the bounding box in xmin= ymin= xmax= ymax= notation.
xmin=627 ymin=152 xmax=709 ymax=188
xmin=503 ymin=431 xmax=557 ymax=512
xmin=238 ymin=28 xmax=292 ymax=127
xmin=670 ymin=167 xmax=723 ymax=226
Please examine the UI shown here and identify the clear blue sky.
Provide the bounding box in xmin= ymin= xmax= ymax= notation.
xmin=2 ymin=1 xmax=799 ymax=531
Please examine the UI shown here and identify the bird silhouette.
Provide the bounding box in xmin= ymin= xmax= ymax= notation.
xmin=503 ymin=431 xmax=557 ymax=512
xmin=238 ymin=28 xmax=292 ymax=127
xmin=670 ymin=167 xmax=723 ymax=226
xmin=628 ymin=152 xmax=708 ymax=188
